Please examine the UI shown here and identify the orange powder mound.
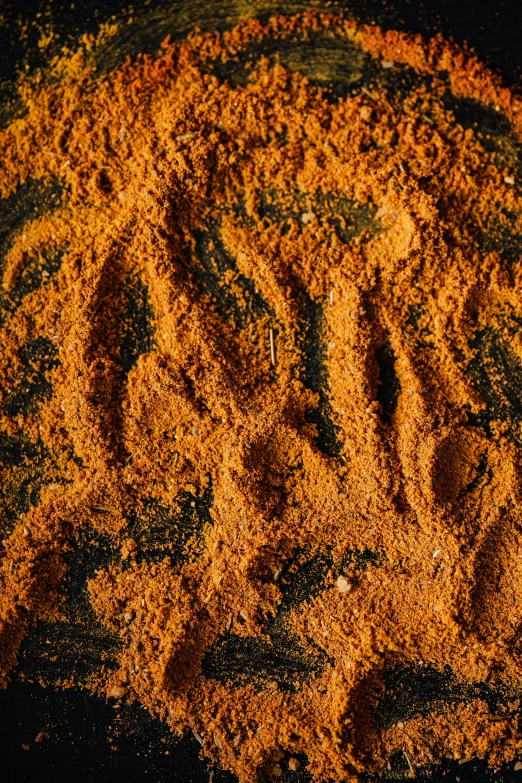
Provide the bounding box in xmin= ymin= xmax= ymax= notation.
xmin=1 ymin=11 xmax=522 ymax=781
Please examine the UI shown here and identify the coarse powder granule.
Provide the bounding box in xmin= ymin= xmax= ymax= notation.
xmin=1 ymin=10 xmax=522 ymax=781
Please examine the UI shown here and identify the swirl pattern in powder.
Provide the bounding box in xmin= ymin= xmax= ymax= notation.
xmin=1 ymin=11 xmax=522 ymax=781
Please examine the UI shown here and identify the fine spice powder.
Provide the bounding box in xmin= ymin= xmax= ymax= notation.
xmin=2 ymin=10 xmax=522 ymax=781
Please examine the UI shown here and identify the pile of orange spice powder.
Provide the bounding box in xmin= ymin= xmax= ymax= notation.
xmin=2 ymin=11 xmax=522 ymax=781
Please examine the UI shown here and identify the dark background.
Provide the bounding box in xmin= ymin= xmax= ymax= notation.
xmin=1 ymin=1 xmax=522 ymax=781
xmin=1 ymin=0 xmax=522 ymax=91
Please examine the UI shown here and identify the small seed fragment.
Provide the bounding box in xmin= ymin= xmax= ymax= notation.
xmin=301 ymin=211 xmax=315 ymax=224
xmin=336 ymin=575 xmax=351 ymax=593
xmin=109 ymin=685 xmax=128 ymax=698
xmin=269 ymin=328 xmax=276 ymax=365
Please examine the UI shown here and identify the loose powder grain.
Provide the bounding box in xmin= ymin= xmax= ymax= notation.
xmin=2 ymin=10 xmax=522 ymax=781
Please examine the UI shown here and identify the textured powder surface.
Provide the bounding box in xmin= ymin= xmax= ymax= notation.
xmin=1 ymin=11 xmax=522 ymax=781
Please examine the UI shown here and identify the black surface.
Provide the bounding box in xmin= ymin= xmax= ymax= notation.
xmin=1 ymin=1 xmax=522 ymax=782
